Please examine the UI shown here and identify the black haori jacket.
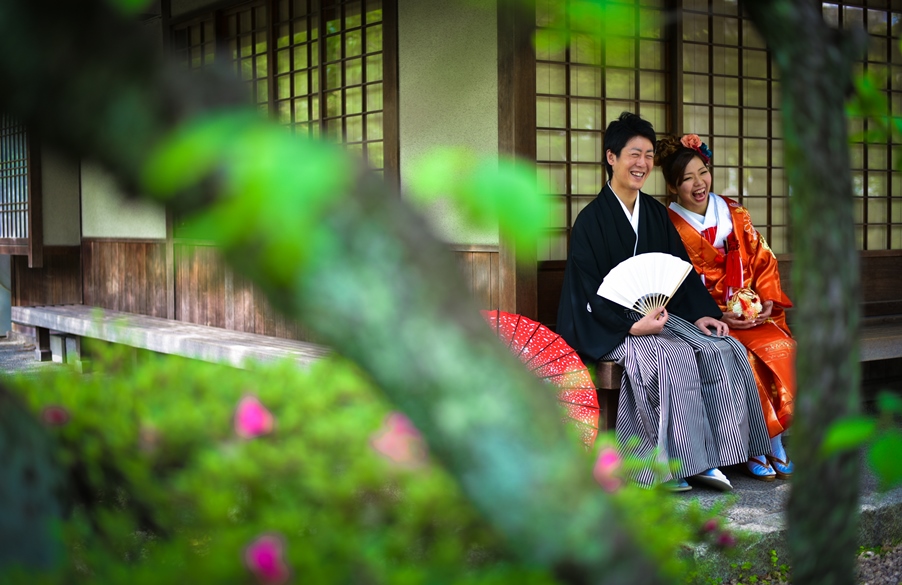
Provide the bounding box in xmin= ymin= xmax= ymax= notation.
xmin=556 ymin=183 xmax=722 ymax=363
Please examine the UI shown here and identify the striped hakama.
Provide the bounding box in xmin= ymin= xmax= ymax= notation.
xmin=603 ymin=314 xmax=770 ymax=486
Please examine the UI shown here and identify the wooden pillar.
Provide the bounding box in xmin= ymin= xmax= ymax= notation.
xmin=497 ymin=0 xmax=537 ymax=319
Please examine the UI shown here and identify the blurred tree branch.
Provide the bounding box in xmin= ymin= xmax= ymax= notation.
xmin=741 ymin=2 xmax=867 ymax=584
xmin=0 ymin=0 xmax=670 ymax=582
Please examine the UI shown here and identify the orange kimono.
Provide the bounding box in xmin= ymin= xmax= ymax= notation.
xmin=669 ymin=195 xmax=795 ymax=437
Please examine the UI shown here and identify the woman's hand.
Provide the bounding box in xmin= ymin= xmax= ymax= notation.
xmin=755 ymin=300 xmax=774 ymax=324
xmin=720 ymin=312 xmax=755 ymax=330
xmin=721 ymin=300 xmax=774 ymax=329
xmin=629 ymin=307 xmax=668 ymax=336
xmin=696 ymin=315 xmax=728 ymax=336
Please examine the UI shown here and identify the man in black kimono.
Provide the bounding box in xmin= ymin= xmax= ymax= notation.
xmin=557 ymin=112 xmax=770 ymax=491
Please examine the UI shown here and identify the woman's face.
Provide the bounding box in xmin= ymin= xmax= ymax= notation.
xmin=670 ymin=155 xmax=712 ymax=215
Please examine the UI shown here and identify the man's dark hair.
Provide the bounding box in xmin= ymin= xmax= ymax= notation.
xmin=603 ymin=112 xmax=656 ymax=178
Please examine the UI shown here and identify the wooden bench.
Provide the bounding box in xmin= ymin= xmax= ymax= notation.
xmin=540 ymin=250 xmax=902 ymax=432
xmin=11 ymin=304 xmax=330 ymax=371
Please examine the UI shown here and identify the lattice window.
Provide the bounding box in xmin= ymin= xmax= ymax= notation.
xmin=274 ymin=0 xmax=387 ymax=174
xmin=535 ymin=0 xmax=669 ymax=261
xmin=171 ymin=16 xmax=216 ymax=71
xmin=682 ymin=0 xmax=902 ymax=254
xmin=0 ymin=115 xmax=42 ymax=267
xmin=679 ymin=0 xmax=787 ymax=252
xmin=225 ymin=3 xmax=272 ymax=115
xmin=827 ymin=1 xmax=902 ymax=250
xmin=171 ymin=0 xmax=391 ymax=177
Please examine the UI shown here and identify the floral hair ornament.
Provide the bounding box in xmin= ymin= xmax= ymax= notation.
xmin=680 ymin=134 xmax=713 ymax=165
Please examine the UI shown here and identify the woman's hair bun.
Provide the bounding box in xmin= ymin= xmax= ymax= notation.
xmin=654 ymin=135 xmax=682 ymax=166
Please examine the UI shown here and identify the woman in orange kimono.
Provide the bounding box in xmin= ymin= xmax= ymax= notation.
xmin=655 ymin=134 xmax=795 ymax=481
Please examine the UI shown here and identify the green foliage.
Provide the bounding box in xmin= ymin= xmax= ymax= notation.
xmin=867 ymin=430 xmax=902 ymax=490
xmin=820 ymin=415 xmax=877 ymax=455
xmin=588 ymin=436 xmax=749 ymax=583
xmin=534 ymin=0 xmax=639 ymax=62
xmin=0 ymin=342 xmax=751 ymax=584
xmin=407 ymin=148 xmax=550 ymax=262
xmin=846 ymin=59 xmax=902 ymax=168
xmin=821 ymin=391 xmax=902 ymax=490
xmin=0 ymin=344 xmax=558 ymax=584
xmin=835 ymin=52 xmax=902 ymax=493
xmin=142 ymin=112 xmax=351 ymax=284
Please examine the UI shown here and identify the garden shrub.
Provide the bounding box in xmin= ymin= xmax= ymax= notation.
xmin=1 ymin=343 xmax=557 ymax=585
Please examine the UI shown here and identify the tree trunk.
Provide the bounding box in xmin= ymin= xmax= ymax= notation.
xmin=741 ymin=2 xmax=865 ymax=584
xmin=0 ymin=0 xmax=669 ymax=582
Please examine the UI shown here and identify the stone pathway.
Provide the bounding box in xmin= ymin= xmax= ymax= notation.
xmin=0 ymin=336 xmax=65 ymax=376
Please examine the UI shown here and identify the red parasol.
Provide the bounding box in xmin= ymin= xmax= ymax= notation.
xmin=481 ymin=310 xmax=600 ymax=446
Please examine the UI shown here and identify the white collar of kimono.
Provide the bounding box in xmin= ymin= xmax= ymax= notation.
xmin=587 ymin=183 xmax=641 ymax=313
xmin=669 ymin=193 xmax=733 ymax=250
xmin=608 ymin=181 xmax=641 ymax=255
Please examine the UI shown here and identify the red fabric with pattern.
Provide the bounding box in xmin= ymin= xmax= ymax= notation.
xmin=482 ymin=310 xmax=600 ymax=446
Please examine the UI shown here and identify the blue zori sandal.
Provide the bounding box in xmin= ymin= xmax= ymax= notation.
xmin=691 ymin=468 xmax=733 ymax=491
xmin=767 ymin=433 xmax=794 ymax=479
xmin=744 ymin=456 xmax=776 ymax=482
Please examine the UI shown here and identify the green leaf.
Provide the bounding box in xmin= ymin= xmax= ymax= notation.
xmin=472 ymin=158 xmax=551 ymax=261
xmin=847 ymin=71 xmax=890 ymax=134
xmin=867 ymin=430 xmax=902 ymax=491
xmin=141 ymin=111 xmax=257 ymax=199
xmin=534 ymin=28 xmax=570 ymax=59
xmin=407 ymin=150 xmax=549 ymax=263
xmin=143 ymin=112 xmax=352 ymax=276
xmin=820 ymin=416 xmax=877 ymax=456
xmin=405 ymin=147 xmax=477 ymax=205
xmin=876 ymin=391 xmax=902 ymax=415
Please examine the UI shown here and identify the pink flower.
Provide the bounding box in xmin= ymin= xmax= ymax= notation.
xmin=681 ymin=134 xmax=702 ymax=150
xmin=244 ymin=533 xmax=290 ymax=584
xmin=370 ymin=412 xmax=427 ymax=467
xmin=592 ymin=447 xmax=623 ymax=493
xmin=234 ymin=395 xmax=274 ymax=439
xmin=715 ymin=530 xmax=737 ymax=549
xmin=701 ymin=518 xmax=720 ymax=534
xmin=41 ymin=405 xmax=69 ymax=426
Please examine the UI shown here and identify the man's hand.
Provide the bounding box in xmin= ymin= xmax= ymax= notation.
xmin=695 ymin=315 xmax=728 ymax=336
xmin=629 ymin=307 xmax=668 ymax=336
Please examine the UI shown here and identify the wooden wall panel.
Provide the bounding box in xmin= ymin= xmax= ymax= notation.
xmin=82 ymin=239 xmax=168 ymax=317
xmin=175 ymin=243 xmax=226 ymax=328
xmin=12 ymin=246 xmax=81 ymax=307
xmin=173 ymin=242 xmax=311 ymax=341
xmin=80 ymin=241 xmax=499 ymax=342
xmin=453 ymin=249 xmax=500 ymax=311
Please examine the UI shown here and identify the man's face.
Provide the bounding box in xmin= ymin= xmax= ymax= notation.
xmin=606 ymin=135 xmax=655 ymax=194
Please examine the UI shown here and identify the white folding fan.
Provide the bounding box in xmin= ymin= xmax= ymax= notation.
xmin=596 ymin=252 xmax=694 ymax=315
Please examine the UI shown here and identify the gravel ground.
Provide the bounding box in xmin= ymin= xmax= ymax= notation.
xmin=857 ymin=545 xmax=902 ymax=585
xmin=722 ymin=544 xmax=902 ymax=584
xmin=0 ymin=335 xmax=66 ymax=375
xmin=0 ymin=335 xmax=899 ymax=584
